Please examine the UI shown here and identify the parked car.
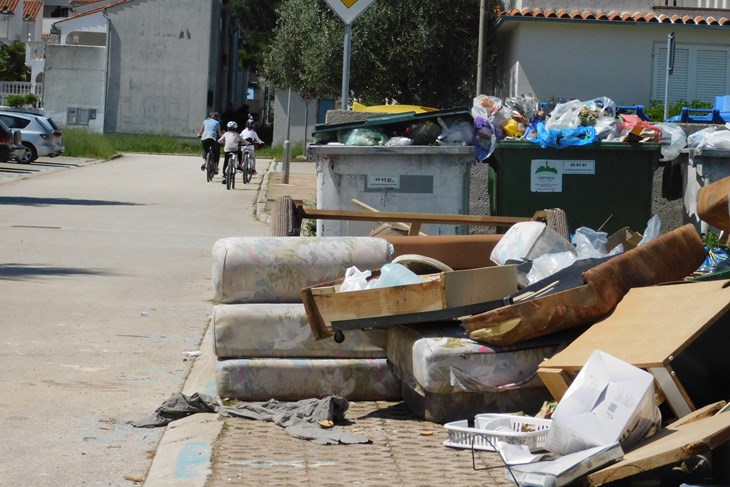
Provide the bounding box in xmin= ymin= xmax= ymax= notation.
xmin=0 ymin=110 xmax=64 ymax=163
xmin=0 ymin=118 xmax=24 ymax=163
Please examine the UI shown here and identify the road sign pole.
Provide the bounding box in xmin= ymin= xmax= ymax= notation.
xmin=341 ymin=22 xmax=352 ymax=111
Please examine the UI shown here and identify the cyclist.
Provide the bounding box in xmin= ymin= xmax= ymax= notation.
xmin=239 ymin=119 xmax=264 ymax=175
xmin=218 ymin=121 xmax=245 ymax=185
xmin=197 ymin=112 xmax=222 ymax=173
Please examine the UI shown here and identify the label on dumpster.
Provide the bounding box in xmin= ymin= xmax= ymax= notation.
xmin=531 ymin=160 xmax=563 ymax=192
xmin=563 ymin=160 xmax=596 ymax=175
xmin=367 ymin=175 xmax=400 ymax=189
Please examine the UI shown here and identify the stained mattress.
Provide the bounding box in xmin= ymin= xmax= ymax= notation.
xmin=386 ymin=323 xmax=569 ymax=396
xmin=211 ymin=236 xmax=392 ymax=303
xmin=213 ymin=303 xmax=387 ymax=359
xmin=216 ymin=357 xmax=402 ymax=401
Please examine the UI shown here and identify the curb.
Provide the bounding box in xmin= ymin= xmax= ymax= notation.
xmin=255 ymin=159 xmax=278 ymax=224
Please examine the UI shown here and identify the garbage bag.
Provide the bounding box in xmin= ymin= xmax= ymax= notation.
xmin=472 ymin=117 xmax=498 ymax=161
xmin=654 ymin=123 xmax=687 ymax=162
xmin=545 ymin=99 xmax=582 ymax=130
xmin=525 ymin=120 xmax=599 ymax=149
xmin=436 ymin=118 xmax=473 ymax=145
xmin=341 ymin=128 xmax=387 ymax=146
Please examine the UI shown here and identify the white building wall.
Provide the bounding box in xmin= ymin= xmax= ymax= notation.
xmin=104 ymin=0 xmax=214 ymax=135
xmin=43 ymin=44 xmax=106 ymax=132
xmin=495 ymin=20 xmax=730 ymax=106
xmin=272 ymin=90 xmax=322 ymax=147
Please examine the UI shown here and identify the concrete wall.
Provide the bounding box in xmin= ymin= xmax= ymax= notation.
xmin=43 ymin=44 xmax=106 ymax=132
xmin=495 ymin=20 xmax=730 ymax=106
xmin=104 ymin=0 xmax=215 ymax=135
xmin=272 ymin=90 xmax=325 ymax=147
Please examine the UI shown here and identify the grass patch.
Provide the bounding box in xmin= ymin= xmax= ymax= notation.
xmin=63 ymin=128 xmax=308 ymax=161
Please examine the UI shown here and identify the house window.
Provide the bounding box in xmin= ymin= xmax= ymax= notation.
xmin=653 ymin=42 xmax=730 ymax=104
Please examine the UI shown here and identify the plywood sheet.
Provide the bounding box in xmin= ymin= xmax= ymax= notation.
xmin=540 ymin=280 xmax=730 ymax=370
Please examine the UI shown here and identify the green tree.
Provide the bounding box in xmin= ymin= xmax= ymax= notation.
xmin=0 ymin=40 xmax=30 ymax=82
xmin=264 ymin=0 xmax=485 ymax=107
xmin=226 ymin=0 xmax=282 ymax=70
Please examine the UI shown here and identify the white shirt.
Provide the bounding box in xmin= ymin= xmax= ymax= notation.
xmin=240 ymin=128 xmax=263 ymax=145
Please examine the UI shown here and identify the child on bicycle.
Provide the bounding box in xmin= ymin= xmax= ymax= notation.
xmin=239 ymin=119 xmax=264 ymax=175
xmin=218 ymin=121 xmax=245 ymax=185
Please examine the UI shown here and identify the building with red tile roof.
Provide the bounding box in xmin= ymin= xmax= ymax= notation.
xmin=490 ymin=3 xmax=730 ymax=108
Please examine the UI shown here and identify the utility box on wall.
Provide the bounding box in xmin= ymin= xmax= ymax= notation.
xmin=308 ymin=145 xmax=475 ymax=236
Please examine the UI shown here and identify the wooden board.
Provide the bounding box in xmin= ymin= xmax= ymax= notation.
xmin=539 ymin=279 xmax=730 ymax=371
xmin=302 ymin=265 xmax=517 ymax=340
xmin=588 ymin=402 xmax=730 ymax=486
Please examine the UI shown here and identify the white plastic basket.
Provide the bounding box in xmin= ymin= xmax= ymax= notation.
xmin=443 ymin=414 xmax=551 ymax=453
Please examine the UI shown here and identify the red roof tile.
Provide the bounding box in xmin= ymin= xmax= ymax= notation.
xmin=500 ymin=7 xmax=730 ymax=26
xmin=24 ymin=0 xmax=41 ymax=21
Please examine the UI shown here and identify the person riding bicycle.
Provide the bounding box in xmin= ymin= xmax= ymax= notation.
xmin=239 ymin=119 xmax=264 ymax=175
xmin=197 ymin=112 xmax=222 ymax=173
xmin=218 ymin=121 xmax=245 ymax=185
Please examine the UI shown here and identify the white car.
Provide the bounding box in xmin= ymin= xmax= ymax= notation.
xmin=0 ymin=110 xmax=64 ymax=163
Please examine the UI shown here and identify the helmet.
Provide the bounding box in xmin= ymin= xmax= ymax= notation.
xmin=226 ymin=121 xmax=237 ymax=130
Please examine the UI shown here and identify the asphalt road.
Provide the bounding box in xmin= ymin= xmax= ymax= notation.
xmin=0 ymin=153 xmax=267 ymax=486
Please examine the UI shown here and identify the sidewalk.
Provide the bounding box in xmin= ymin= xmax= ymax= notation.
xmin=143 ymin=158 xmax=517 ymax=487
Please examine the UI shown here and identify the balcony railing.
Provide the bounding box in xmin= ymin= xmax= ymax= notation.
xmin=0 ymin=82 xmax=43 ymax=107
xmin=655 ymin=0 xmax=729 ymax=8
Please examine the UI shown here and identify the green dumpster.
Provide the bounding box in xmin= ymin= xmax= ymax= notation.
xmin=488 ymin=141 xmax=661 ymax=235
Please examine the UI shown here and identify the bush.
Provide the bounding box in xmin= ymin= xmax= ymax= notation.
xmin=6 ymin=93 xmax=39 ymax=108
xmin=644 ymin=99 xmax=713 ymax=122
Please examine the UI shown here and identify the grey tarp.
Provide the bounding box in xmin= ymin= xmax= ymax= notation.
xmin=133 ymin=393 xmax=369 ymax=445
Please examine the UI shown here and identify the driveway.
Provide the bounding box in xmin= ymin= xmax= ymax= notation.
xmin=0 ymin=153 xmax=267 ymax=486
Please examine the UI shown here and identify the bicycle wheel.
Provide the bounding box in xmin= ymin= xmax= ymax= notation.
xmin=205 ymin=151 xmax=214 ymax=182
xmin=230 ymin=154 xmax=237 ymax=189
xmin=242 ymin=152 xmax=252 ymax=184
xmin=226 ymin=156 xmax=233 ymax=190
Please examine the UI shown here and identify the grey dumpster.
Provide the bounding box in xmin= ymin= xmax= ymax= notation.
xmin=683 ymin=148 xmax=730 ymax=233
xmin=308 ymin=145 xmax=475 ymax=236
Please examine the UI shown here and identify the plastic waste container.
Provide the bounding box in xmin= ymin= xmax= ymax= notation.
xmin=308 ymin=145 xmax=474 ymax=236
xmin=683 ymin=148 xmax=730 ymax=233
xmin=488 ymin=141 xmax=661 ymax=234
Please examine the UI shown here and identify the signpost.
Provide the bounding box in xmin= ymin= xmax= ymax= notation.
xmin=324 ymin=0 xmax=376 ymax=110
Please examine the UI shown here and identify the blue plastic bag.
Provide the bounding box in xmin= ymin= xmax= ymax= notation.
xmin=525 ymin=120 xmax=599 ymax=149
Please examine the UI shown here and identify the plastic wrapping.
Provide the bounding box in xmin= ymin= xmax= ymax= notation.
xmin=654 ymin=123 xmax=687 ymax=162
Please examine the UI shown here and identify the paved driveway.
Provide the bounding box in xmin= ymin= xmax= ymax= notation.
xmin=0 ymin=153 xmax=267 ymax=486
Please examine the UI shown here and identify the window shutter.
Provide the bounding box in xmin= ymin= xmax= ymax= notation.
xmin=695 ymin=49 xmax=728 ymax=104
xmin=654 ymin=46 xmax=689 ymax=104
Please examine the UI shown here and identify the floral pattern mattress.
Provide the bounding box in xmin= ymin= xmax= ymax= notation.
xmin=386 ymin=323 xmax=568 ymax=396
xmin=216 ymin=357 xmax=402 ymax=401
xmin=213 ymin=303 xmax=387 ymax=359
xmin=211 ymin=236 xmax=392 ymax=304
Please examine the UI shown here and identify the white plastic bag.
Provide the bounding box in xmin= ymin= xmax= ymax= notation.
xmin=654 ymin=123 xmax=687 ymax=162
xmin=638 ymin=214 xmax=661 ymax=247
xmin=490 ymin=222 xmax=575 ymax=266
xmin=339 ymin=266 xmax=371 ymax=292
xmin=545 ymin=99 xmax=582 ymax=131
xmin=526 ymin=251 xmax=577 ymax=285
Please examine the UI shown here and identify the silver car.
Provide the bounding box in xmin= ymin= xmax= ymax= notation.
xmin=0 ymin=110 xmax=64 ymax=163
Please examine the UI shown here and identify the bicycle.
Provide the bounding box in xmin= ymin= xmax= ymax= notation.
xmin=224 ymin=151 xmax=238 ymax=190
xmin=204 ymin=144 xmax=216 ymax=182
xmin=241 ymin=143 xmax=254 ymax=184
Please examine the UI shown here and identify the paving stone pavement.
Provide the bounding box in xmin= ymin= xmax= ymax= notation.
xmin=207 ymin=401 xmax=516 ymax=487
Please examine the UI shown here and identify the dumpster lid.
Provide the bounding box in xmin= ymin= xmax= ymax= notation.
xmin=312 ymin=107 xmax=471 ymax=135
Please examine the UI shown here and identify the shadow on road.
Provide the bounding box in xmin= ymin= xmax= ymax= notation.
xmin=0 ymin=196 xmax=143 ymax=207
xmin=0 ymin=263 xmax=117 ymax=280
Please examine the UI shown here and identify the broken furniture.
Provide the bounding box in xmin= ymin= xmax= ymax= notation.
xmin=461 ymin=224 xmax=705 ymax=345
xmin=537 ymin=279 xmax=730 ymax=420
xmin=684 ymin=148 xmax=730 ymax=234
xmin=697 ymin=174 xmax=730 ymax=236
xmin=211 ymin=236 xmax=401 ymax=401
xmin=272 ymin=195 xmax=548 ymax=237
xmin=386 ymin=323 xmax=574 ymax=423
xmin=302 ymin=264 xmax=517 ymax=343
xmin=587 ymin=401 xmax=730 ymax=486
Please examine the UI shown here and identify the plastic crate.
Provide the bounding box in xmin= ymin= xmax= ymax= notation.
xmin=443 ymin=414 xmax=551 ymax=452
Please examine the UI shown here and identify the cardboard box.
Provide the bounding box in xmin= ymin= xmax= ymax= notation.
xmin=302 ymin=265 xmax=517 ymax=340
xmin=545 ymin=350 xmax=659 ymax=456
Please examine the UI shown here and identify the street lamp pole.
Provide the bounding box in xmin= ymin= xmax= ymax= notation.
xmin=476 ymin=0 xmax=486 ymax=96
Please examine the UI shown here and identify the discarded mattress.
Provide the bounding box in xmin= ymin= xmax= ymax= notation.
xmin=462 ymin=224 xmax=706 ymax=345
xmin=697 ymin=175 xmax=730 ymax=233
xmin=211 ymin=236 xmax=392 ymax=303
xmin=216 ymin=357 xmax=402 ymax=402
xmin=387 ymin=323 xmax=568 ymax=395
xmin=213 ymin=303 xmax=387 ymax=360
xmin=387 ymin=323 xmax=571 ymax=423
